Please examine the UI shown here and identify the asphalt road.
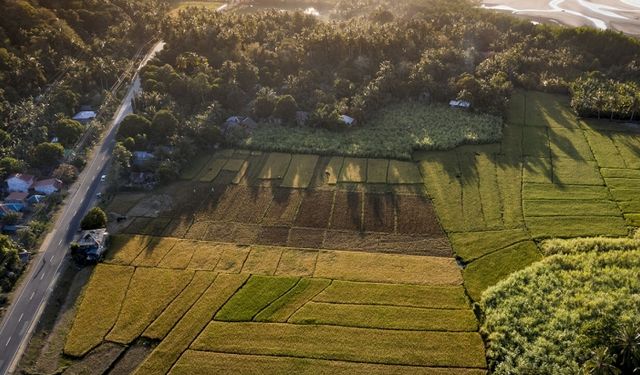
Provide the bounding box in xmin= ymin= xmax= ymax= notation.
xmin=0 ymin=41 xmax=164 ymax=375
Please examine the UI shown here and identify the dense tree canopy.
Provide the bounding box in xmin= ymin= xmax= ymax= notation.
xmin=134 ymin=0 xmax=640 ymax=142
xmin=80 ymin=207 xmax=107 ymax=230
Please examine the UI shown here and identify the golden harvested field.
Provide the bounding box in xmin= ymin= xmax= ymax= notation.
xmin=64 ymin=149 xmax=487 ymax=373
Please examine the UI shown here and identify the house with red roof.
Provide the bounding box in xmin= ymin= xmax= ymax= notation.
xmin=6 ymin=174 xmax=35 ymax=193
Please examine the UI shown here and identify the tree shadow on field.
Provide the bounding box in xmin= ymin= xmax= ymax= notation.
xmin=413 ymin=91 xmax=599 ymax=229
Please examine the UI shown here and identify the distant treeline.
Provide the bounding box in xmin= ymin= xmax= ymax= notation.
xmin=571 ymin=73 xmax=640 ymax=121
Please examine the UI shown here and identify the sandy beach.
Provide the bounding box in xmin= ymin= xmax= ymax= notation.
xmin=481 ymin=0 xmax=640 ymax=35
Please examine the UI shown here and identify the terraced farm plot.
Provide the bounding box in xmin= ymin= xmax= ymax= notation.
xmin=330 ymin=191 xmax=362 ymax=231
xmin=215 ymin=275 xmax=299 ymax=321
xmin=197 ymin=158 xmax=227 ymax=182
xmin=338 ymin=157 xmax=367 ymax=183
xmin=254 ymin=278 xmax=331 ymax=322
xmin=363 ymin=193 xmax=396 ymax=233
xmin=106 ymin=268 xmax=193 ymax=344
xmin=259 ymin=152 xmax=291 ymax=179
xmin=281 ymin=154 xmax=319 ymax=188
xmin=387 ymin=160 xmax=422 ymax=184
xmin=289 ymin=302 xmax=478 ymax=331
xmin=143 ymin=271 xmax=217 ymax=340
xmin=314 ymin=251 xmax=461 ymax=285
xmin=366 ymin=159 xmax=388 ymax=183
xmin=192 ymin=322 xmax=486 ymax=368
xmin=64 ymin=265 xmax=134 ymax=357
xmin=294 ymin=190 xmax=334 ymax=228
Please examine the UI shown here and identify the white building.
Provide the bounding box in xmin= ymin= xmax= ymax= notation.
xmin=72 ymin=111 xmax=97 ymax=124
xmin=33 ymin=178 xmax=63 ymax=195
xmin=6 ymin=174 xmax=35 ymax=193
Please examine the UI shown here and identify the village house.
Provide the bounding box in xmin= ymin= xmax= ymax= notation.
xmin=132 ymin=151 xmax=155 ymax=167
xmin=74 ymin=228 xmax=109 ymax=263
xmin=33 ymin=178 xmax=63 ymax=195
xmin=72 ymin=110 xmax=97 ymax=124
xmin=5 ymin=174 xmax=35 ymax=193
xmin=222 ymin=116 xmax=258 ymax=136
xmin=4 ymin=192 xmax=29 ymax=212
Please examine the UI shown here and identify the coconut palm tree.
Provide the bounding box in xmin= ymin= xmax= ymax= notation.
xmin=583 ymin=348 xmax=621 ymax=375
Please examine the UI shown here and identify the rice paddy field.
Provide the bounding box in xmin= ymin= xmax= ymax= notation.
xmin=416 ymin=91 xmax=636 ymax=301
xmin=61 ymin=149 xmax=486 ymax=374
xmin=54 ymin=91 xmax=640 ymax=374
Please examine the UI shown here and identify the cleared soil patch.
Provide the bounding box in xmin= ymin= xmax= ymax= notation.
xmin=106 ymin=193 xmax=145 ymax=215
xmin=290 ymin=302 xmax=478 ymax=331
xmin=287 ymin=227 xmax=326 ymax=249
xmin=63 ymin=342 xmax=124 ymax=375
xmin=293 ymin=190 xmax=334 ymax=228
xmin=262 ymin=188 xmax=303 ymax=226
xmin=256 ymin=226 xmax=290 ymax=246
xmin=64 ymin=265 xmax=134 ymax=357
xmin=363 ymin=193 xmax=395 ymax=233
xmin=106 ymin=268 xmax=193 ymax=344
xmin=169 ymin=351 xmax=487 ymax=375
xmin=329 ymin=191 xmax=362 ymax=231
xmin=224 ymin=186 xmax=274 ymax=224
xmin=322 ymin=231 xmax=452 ymax=256
xmin=395 ymin=195 xmax=444 ymax=236
xmin=314 ymin=250 xmax=462 ymax=285
xmin=192 ymin=322 xmax=487 ymax=368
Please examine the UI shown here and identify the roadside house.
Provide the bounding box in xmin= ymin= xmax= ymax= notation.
xmin=33 ymin=179 xmax=63 ymax=195
xmin=6 ymin=174 xmax=35 ymax=193
xmin=75 ymin=228 xmax=109 ymax=263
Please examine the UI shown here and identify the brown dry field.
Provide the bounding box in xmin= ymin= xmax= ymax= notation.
xmin=118 ymin=172 xmax=450 ymax=257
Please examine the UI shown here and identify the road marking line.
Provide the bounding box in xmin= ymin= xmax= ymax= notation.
xmin=29 ymin=291 xmax=35 ymax=300
xmin=18 ymin=314 xmax=23 ymax=323
xmin=40 ymin=272 xmax=45 ymax=280
xmin=50 ymin=255 xmax=55 ymax=262
xmin=5 ymin=337 xmax=11 ymax=347
xmin=58 ymin=239 xmax=62 ymax=245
